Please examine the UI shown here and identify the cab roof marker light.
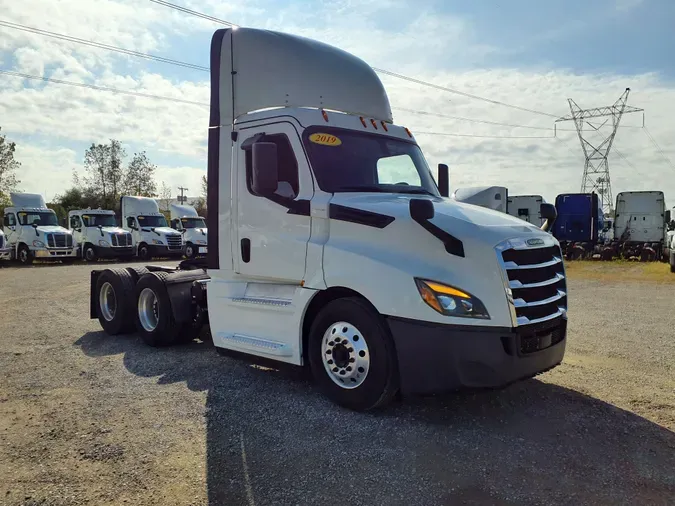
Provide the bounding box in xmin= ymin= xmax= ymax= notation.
xmin=370 ymin=119 xmax=378 ymax=130
xmin=381 ymin=121 xmax=388 ymax=131
xmin=321 ymin=109 xmax=329 ymax=122
xmin=404 ymin=127 xmax=413 ymax=138
xmin=360 ymin=116 xmax=367 ymax=128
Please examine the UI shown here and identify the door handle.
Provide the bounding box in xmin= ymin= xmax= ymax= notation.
xmin=241 ymin=238 xmax=251 ymax=263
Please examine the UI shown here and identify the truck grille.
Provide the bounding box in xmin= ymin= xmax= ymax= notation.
xmin=166 ymin=234 xmax=182 ymax=250
xmin=111 ymin=233 xmax=132 ymax=247
xmin=47 ymin=233 xmax=73 ymax=248
xmin=500 ymin=244 xmax=567 ymax=326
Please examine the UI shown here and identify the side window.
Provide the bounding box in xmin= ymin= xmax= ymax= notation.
xmin=376 ymin=154 xmax=422 ymax=186
xmin=244 ymin=134 xmax=299 ymax=199
xmin=127 ymin=217 xmax=136 ymax=228
xmin=70 ymin=216 xmax=82 ymax=229
xmin=4 ymin=213 xmax=16 ymax=227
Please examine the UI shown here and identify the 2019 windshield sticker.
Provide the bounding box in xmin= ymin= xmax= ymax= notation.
xmin=309 ymin=133 xmax=342 ymax=146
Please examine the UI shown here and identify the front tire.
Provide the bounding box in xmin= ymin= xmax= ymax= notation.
xmin=184 ymin=242 xmax=196 ymax=259
xmin=308 ymin=297 xmax=399 ymax=411
xmin=137 ymin=243 xmax=152 ymax=261
xmin=17 ymin=244 xmax=33 ymax=265
xmin=84 ymin=244 xmax=97 ymax=262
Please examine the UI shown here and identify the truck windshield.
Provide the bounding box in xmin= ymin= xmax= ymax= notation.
xmin=17 ymin=211 xmax=59 ymax=227
xmin=302 ymin=127 xmax=440 ymax=196
xmin=181 ymin=217 xmax=206 ymax=229
xmin=138 ymin=215 xmax=168 ymax=228
xmin=82 ymin=214 xmax=116 ymax=227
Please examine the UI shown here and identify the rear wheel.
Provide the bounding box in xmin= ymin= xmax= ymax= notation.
xmin=308 ymin=297 xmax=399 ymax=411
xmin=134 ymin=272 xmax=181 ymax=347
xmin=95 ymin=269 xmax=136 ymax=335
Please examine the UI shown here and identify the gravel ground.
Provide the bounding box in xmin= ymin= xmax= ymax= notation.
xmin=0 ymin=261 xmax=674 ymax=506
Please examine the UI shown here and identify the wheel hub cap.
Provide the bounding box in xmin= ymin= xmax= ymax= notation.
xmin=321 ymin=321 xmax=370 ymax=389
xmin=138 ymin=288 xmax=159 ymax=332
xmin=99 ymin=282 xmax=116 ymax=322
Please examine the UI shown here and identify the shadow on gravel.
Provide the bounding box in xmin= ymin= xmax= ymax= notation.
xmin=76 ymin=331 xmax=675 ymax=506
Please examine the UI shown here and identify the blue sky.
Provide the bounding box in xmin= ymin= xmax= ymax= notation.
xmin=1 ymin=0 xmax=674 ymax=207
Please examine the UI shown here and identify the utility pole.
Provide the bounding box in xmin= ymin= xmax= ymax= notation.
xmin=178 ymin=186 xmax=189 ymax=204
xmin=555 ymin=88 xmax=643 ymax=215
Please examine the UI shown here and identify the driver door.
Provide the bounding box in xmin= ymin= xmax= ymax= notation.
xmin=3 ymin=213 xmax=18 ymax=248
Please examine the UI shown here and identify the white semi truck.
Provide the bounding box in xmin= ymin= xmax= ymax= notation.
xmin=68 ymin=209 xmax=134 ymax=262
xmin=2 ymin=192 xmax=78 ymax=265
xmin=120 ymin=196 xmax=184 ymax=260
xmin=89 ymin=27 xmax=567 ymax=411
xmin=0 ymin=229 xmax=10 ymax=261
xmin=169 ymin=203 xmax=207 ymax=259
xmin=452 ymin=186 xmax=508 ymax=213
xmin=507 ymin=195 xmax=545 ymax=226
xmin=614 ymin=191 xmax=666 ymax=260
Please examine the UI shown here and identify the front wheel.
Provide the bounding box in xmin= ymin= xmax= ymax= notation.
xmin=308 ymin=297 xmax=399 ymax=411
xmin=184 ymin=242 xmax=196 ymax=259
xmin=84 ymin=244 xmax=97 ymax=262
xmin=17 ymin=244 xmax=33 ymax=265
xmin=137 ymin=243 xmax=152 ymax=261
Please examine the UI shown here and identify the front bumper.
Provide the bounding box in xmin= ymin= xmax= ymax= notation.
xmin=148 ymin=245 xmax=184 ymax=257
xmin=0 ymin=248 xmax=11 ymax=260
xmin=34 ymin=248 xmax=78 ymax=259
xmin=95 ymin=245 xmax=134 ymax=259
xmin=387 ymin=316 xmax=566 ymax=395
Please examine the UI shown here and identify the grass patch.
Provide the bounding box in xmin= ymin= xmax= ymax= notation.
xmin=565 ymin=260 xmax=675 ymax=283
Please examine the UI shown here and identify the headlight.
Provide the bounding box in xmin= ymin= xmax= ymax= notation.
xmin=98 ymin=240 xmax=110 ymax=247
xmin=415 ymin=278 xmax=489 ymax=319
xmin=152 ymin=239 xmax=164 ymax=245
xmin=33 ymin=240 xmax=45 ymax=248
xmin=196 ymin=240 xmax=206 ymax=244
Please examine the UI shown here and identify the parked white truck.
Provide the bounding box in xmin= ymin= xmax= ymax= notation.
xmin=451 ymin=186 xmax=508 ymax=213
xmin=89 ymin=27 xmax=567 ymax=411
xmin=169 ymin=203 xmax=207 ymax=259
xmin=614 ymin=191 xmax=666 ymax=259
xmin=2 ymin=193 xmax=78 ymax=265
xmin=507 ymin=195 xmax=544 ymax=226
xmin=120 ymin=196 xmax=184 ymax=260
xmin=69 ymin=209 xmax=134 ymax=262
xmin=0 ymin=229 xmax=10 ymax=261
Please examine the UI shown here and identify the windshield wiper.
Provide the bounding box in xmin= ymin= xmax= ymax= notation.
xmin=393 ymin=188 xmax=434 ymax=195
xmin=337 ymin=185 xmax=434 ymax=196
xmin=336 ymin=185 xmax=389 ymax=193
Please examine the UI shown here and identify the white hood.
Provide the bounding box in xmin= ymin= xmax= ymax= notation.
xmin=35 ymin=225 xmax=71 ymax=234
xmin=99 ymin=226 xmax=127 ymax=235
xmin=140 ymin=226 xmax=180 ymax=236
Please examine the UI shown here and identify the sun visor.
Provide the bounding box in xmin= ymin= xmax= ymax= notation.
xmin=212 ymin=27 xmax=393 ymax=125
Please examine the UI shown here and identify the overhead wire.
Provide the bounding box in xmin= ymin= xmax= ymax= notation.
xmin=642 ymin=125 xmax=675 ymax=172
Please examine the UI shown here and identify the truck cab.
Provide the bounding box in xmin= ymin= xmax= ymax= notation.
xmin=507 ymin=195 xmax=544 ymax=226
xmin=90 ymin=27 xmax=568 ymax=411
xmin=169 ymin=204 xmax=207 ymax=259
xmin=452 ymin=186 xmax=508 ymax=213
xmin=2 ymin=193 xmax=78 ymax=265
xmin=120 ymin=196 xmax=184 ymax=260
xmin=614 ymin=191 xmax=665 ymax=260
xmin=69 ymin=209 xmax=134 ymax=262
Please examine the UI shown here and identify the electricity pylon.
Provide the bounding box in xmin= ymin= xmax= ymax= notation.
xmin=556 ymin=88 xmax=643 ymax=214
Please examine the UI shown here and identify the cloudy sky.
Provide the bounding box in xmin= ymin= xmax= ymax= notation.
xmin=1 ymin=0 xmax=674 ymax=208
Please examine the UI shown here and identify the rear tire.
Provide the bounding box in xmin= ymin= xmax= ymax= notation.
xmin=95 ymin=268 xmax=136 ymax=335
xmin=134 ymin=272 xmax=181 ymax=347
xmin=308 ymin=297 xmax=399 ymax=411
xmin=125 ymin=266 xmax=150 ymax=284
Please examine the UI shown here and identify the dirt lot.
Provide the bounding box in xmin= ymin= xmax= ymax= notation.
xmin=0 ymin=260 xmax=674 ymax=506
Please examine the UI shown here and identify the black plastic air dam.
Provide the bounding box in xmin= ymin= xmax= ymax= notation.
xmin=387 ymin=316 xmax=566 ymax=395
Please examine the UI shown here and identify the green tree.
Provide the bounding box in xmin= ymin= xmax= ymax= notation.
xmin=82 ymin=140 xmax=126 ymax=209
xmin=0 ymin=127 xmax=21 ymax=208
xmin=124 ymin=151 xmax=158 ymax=197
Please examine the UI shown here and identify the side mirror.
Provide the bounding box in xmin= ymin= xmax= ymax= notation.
xmin=437 ymin=164 xmax=449 ymax=197
xmin=252 ymin=142 xmax=278 ymax=196
xmin=540 ymin=203 xmax=557 ymax=232
xmin=410 ymin=199 xmax=435 ymax=222
xmin=32 ymin=223 xmax=38 ymax=229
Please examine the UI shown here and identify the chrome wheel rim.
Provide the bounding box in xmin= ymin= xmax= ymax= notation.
xmin=321 ymin=321 xmax=370 ymax=389
xmin=138 ymin=287 xmax=159 ymax=332
xmin=19 ymin=249 xmax=28 ymax=262
xmin=99 ymin=282 xmax=116 ymax=322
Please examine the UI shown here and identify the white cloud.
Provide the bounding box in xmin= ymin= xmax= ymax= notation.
xmin=1 ymin=0 xmax=674 ymax=211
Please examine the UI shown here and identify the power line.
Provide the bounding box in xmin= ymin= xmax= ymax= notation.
xmin=414 ymin=131 xmax=552 ymax=139
xmin=643 ymin=125 xmax=675 ymax=172
xmin=395 ymin=106 xmax=561 ymax=131
xmin=0 ymin=19 xmax=209 ymax=72
xmin=0 ymin=69 xmax=210 ymax=107
xmin=145 ymin=0 xmax=564 ymax=119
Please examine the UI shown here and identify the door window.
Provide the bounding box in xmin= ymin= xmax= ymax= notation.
xmin=127 ymin=217 xmax=137 ymax=229
xmin=3 ymin=213 xmax=16 ymax=227
xmin=70 ymin=216 xmax=82 ymax=229
xmin=243 ymin=134 xmax=299 ymax=199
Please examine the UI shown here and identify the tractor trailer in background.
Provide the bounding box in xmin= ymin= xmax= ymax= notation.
xmin=507 ymin=195 xmax=544 ymax=226
xmin=170 ymin=203 xmax=207 ymax=259
xmin=451 ymin=186 xmax=508 ymax=213
xmin=613 ymin=191 xmax=666 ymax=261
xmin=552 ymin=193 xmax=603 ymax=260
xmin=89 ymin=27 xmax=567 ymax=411
xmin=120 ymin=196 xmax=184 ymax=260
xmin=2 ymin=193 xmax=78 ymax=265
xmin=68 ymin=209 xmax=134 ymax=262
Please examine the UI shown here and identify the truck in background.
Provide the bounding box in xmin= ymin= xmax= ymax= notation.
xmin=69 ymin=209 xmax=134 ymax=262
xmin=552 ymin=193 xmax=603 ymax=260
xmin=121 ymin=196 xmax=184 ymax=260
xmin=507 ymin=195 xmax=544 ymax=226
xmin=89 ymin=27 xmax=567 ymax=411
xmin=169 ymin=203 xmax=207 ymax=259
xmin=0 ymin=229 xmax=10 ymax=261
xmin=614 ymin=191 xmax=665 ymax=261
xmin=451 ymin=186 xmax=508 ymax=213
xmin=2 ymin=193 xmax=78 ymax=265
